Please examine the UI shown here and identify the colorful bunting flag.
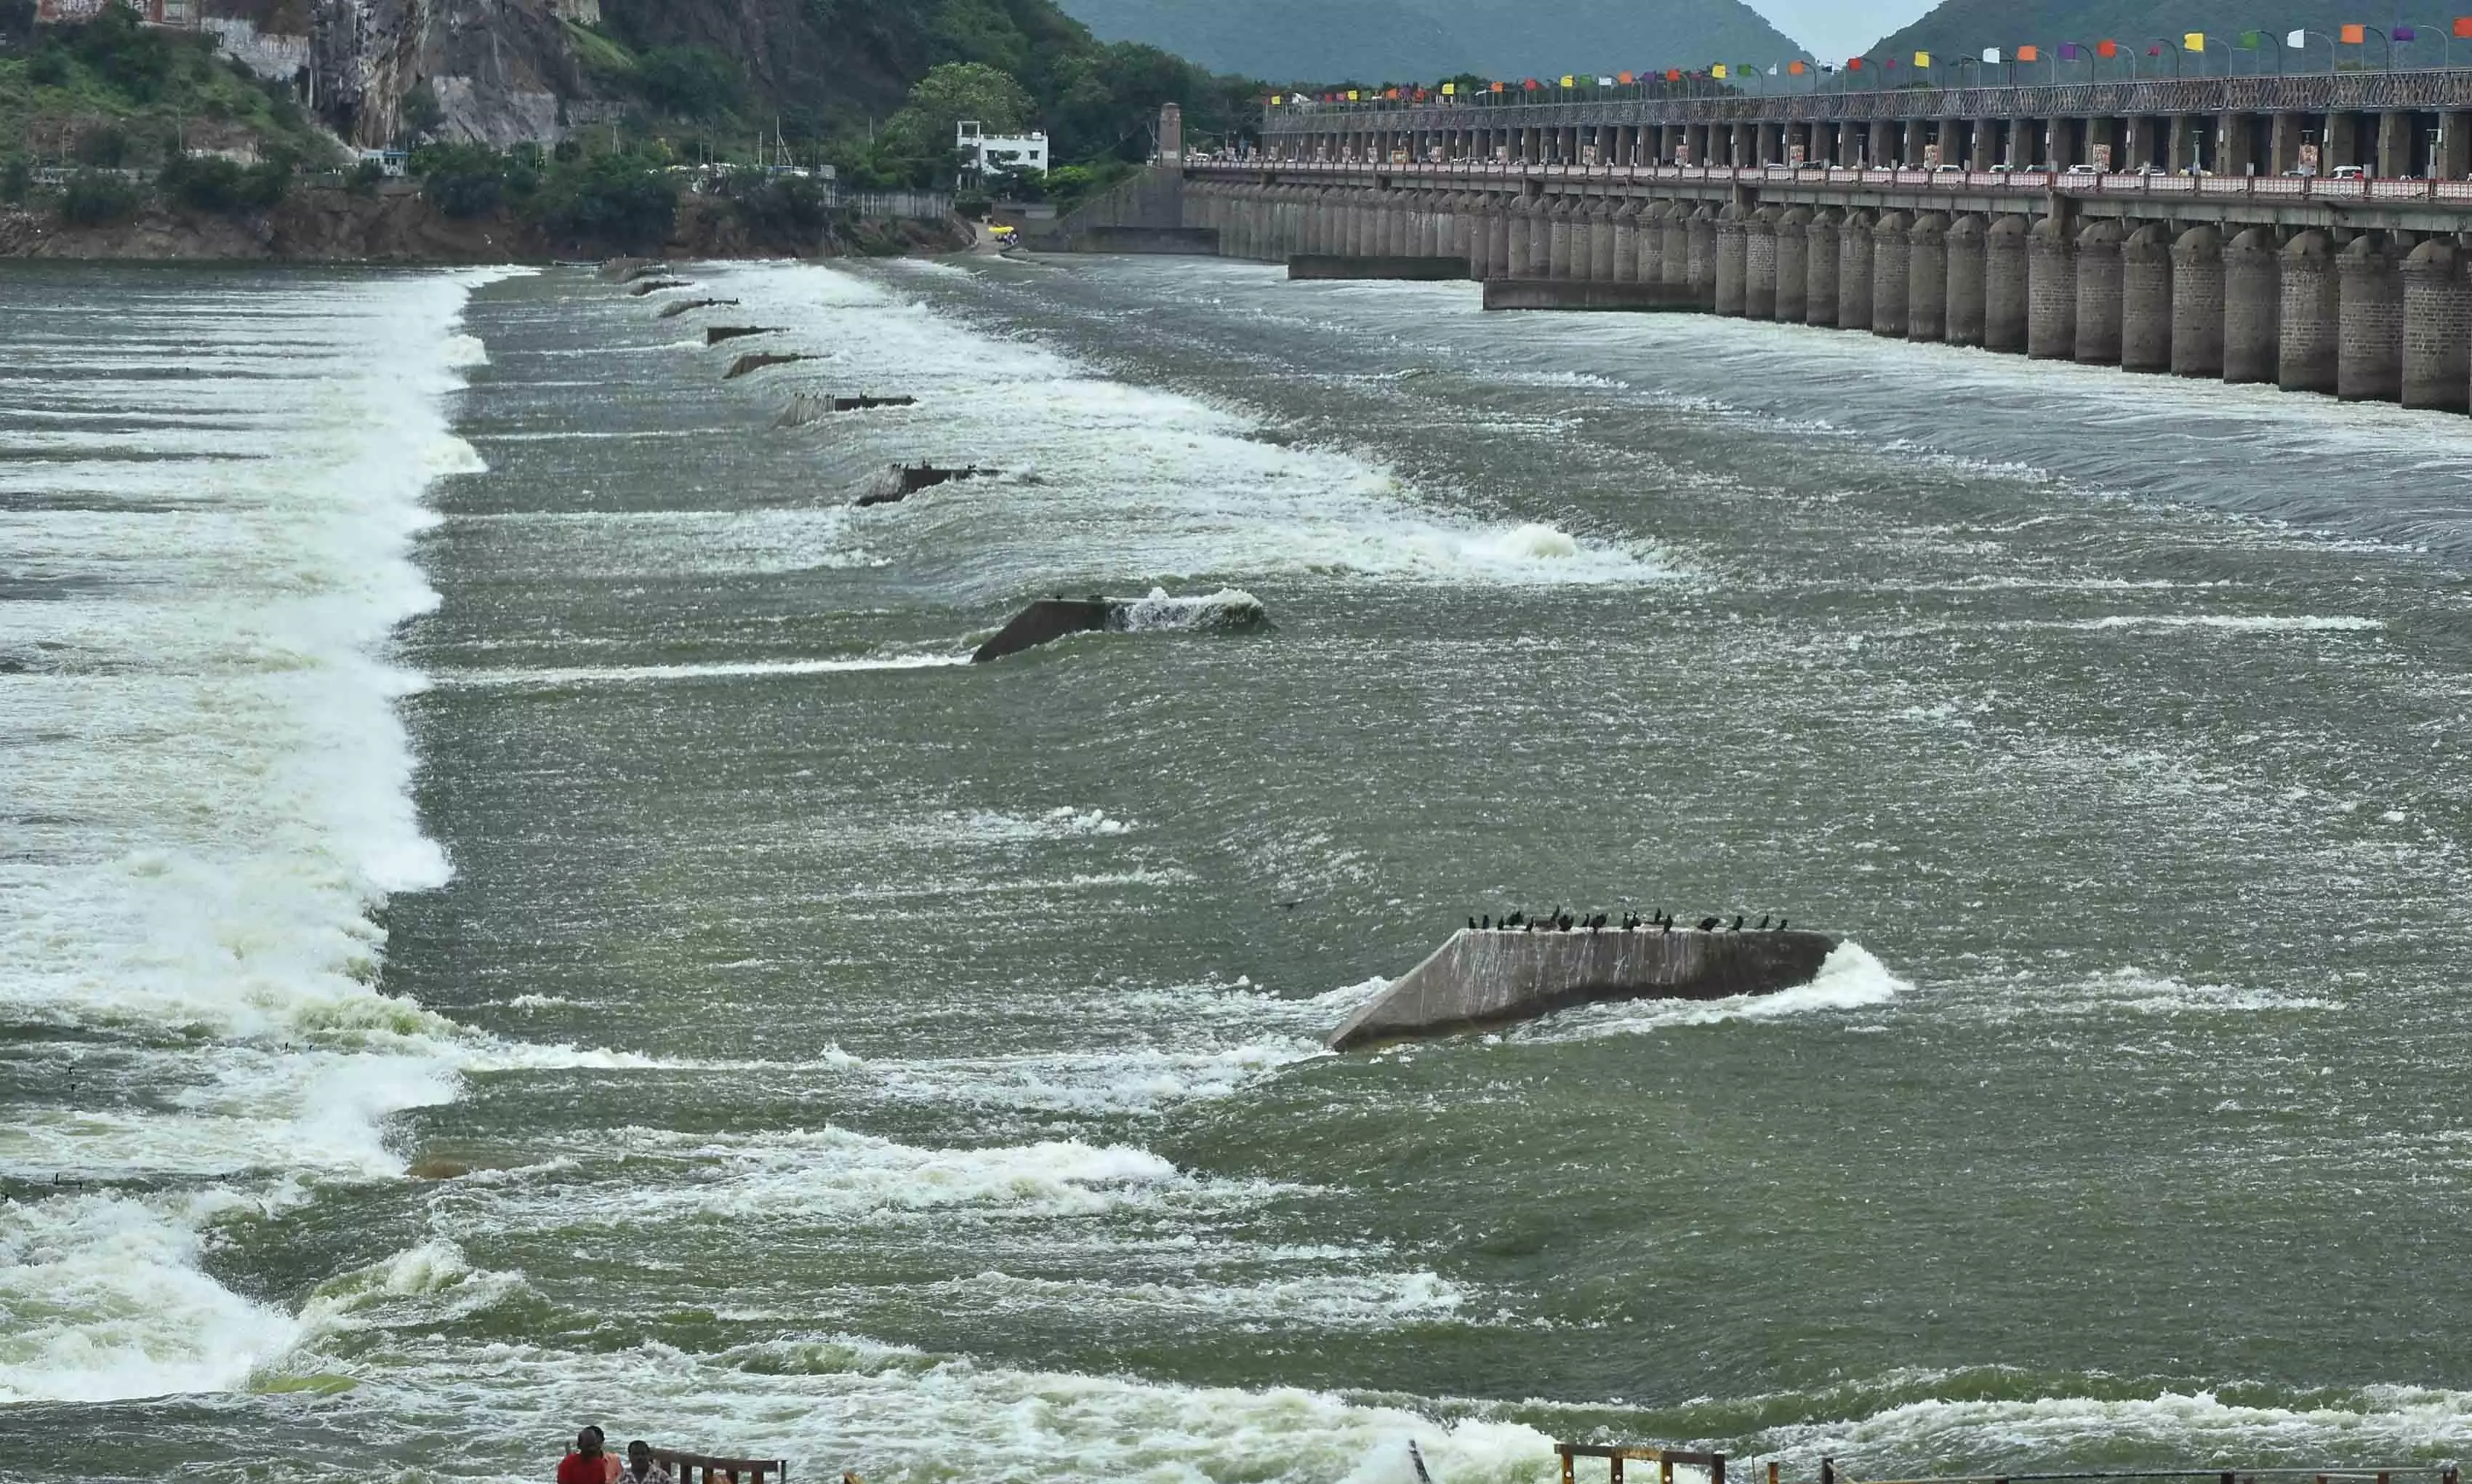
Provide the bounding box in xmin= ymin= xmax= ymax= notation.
xmin=1846 ymin=56 xmax=1864 ymax=69
xmin=2287 ymin=28 xmax=2307 ymax=46
xmin=1787 ymin=58 xmax=1807 ymax=73
xmin=2058 ymin=41 xmax=2081 ymax=59
xmin=2340 ymin=23 xmax=2366 ymax=42
xmin=1711 ymin=63 xmax=1729 ymax=77
xmin=1914 ymin=50 xmax=1931 ymax=65
xmin=2457 ymin=16 xmax=2472 ymax=38
xmin=2096 ymin=38 xmax=2118 ymax=56
xmin=2015 ymin=43 xmax=2039 ymax=61
xmin=2395 ymin=23 xmax=2418 ymax=39
xmin=2183 ymin=31 xmax=2206 ymax=49
xmin=1617 ymin=71 xmax=1635 ymax=84
xmin=1981 ymin=46 xmax=2001 ymax=62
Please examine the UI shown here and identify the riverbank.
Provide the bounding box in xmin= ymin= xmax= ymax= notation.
xmin=0 ymin=182 xmax=971 ymax=263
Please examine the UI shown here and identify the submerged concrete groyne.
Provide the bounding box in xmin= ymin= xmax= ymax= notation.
xmin=1330 ymin=926 xmax=1837 ymax=1050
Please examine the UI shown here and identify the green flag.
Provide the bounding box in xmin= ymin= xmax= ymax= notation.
xmin=2238 ymin=29 xmax=2264 ymax=47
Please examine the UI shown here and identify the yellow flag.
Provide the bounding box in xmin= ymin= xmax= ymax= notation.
xmin=1711 ymin=63 xmax=1728 ymax=77
xmin=1269 ymin=94 xmax=1283 ymax=104
xmin=2183 ymin=31 xmax=2205 ymax=49
xmin=1347 ymin=89 xmax=1360 ymax=99
xmin=1559 ymin=73 xmax=1575 ymax=87
xmin=1914 ymin=49 xmax=1931 ymax=66
xmin=1441 ymin=81 xmax=1455 ymax=95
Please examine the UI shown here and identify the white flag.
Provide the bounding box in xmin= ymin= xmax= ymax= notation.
xmin=1769 ymin=63 xmax=1781 ymax=73
xmin=1982 ymin=47 xmax=2002 ymax=63
xmin=2286 ymin=28 xmax=2306 ymax=47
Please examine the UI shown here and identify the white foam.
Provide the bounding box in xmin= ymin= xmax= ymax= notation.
xmin=1117 ymin=585 xmax=1266 ymax=632
xmin=1517 ymin=941 xmax=1910 ymax=1043
xmin=2080 ymin=614 xmax=2385 ymax=633
xmin=699 ymin=261 xmax=1679 ymax=595
xmin=0 ymin=270 xmax=505 ymax=1403
xmin=439 ymin=654 xmax=970 ymax=687
xmin=0 ymin=1190 xmax=302 ymax=1404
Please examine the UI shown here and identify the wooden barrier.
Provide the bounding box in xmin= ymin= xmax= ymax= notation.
xmin=1557 ymin=1443 xmax=1725 ymax=1484
xmin=648 ymin=1448 xmax=788 ymax=1484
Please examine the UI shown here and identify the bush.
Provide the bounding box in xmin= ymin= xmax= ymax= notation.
xmin=57 ymin=170 xmax=140 ymax=227
xmin=412 ymin=142 xmax=520 ymax=218
xmin=633 ymin=47 xmax=742 ymax=120
xmin=26 ymin=44 xmax=67 ymax=85
xmin=721 ymin=172 xmax=830 ymax=244
xmin=347 ymin=158 xmax=388 ymax=196
xmin=73 ymin=125 xmax=129 ymax=169
xmin=1 ymin=157 xmax=30 ymax=206
xmin=63 ymin=4 xmax=173 ymax=102
xmin=533 ymin=151 xmax=677 ymax=250
xmin=160 ymin=153 xmax=289 ymax=213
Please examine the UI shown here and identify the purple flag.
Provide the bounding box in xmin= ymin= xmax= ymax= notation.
xmin=2394 ymin=23 xmax=2419 ymax=39
xmin=2058 ymin=41 xmax=2082 ymax=58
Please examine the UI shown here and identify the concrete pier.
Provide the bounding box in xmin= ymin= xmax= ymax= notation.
xmin=2028 ymin=216 xmax=2078 ymax=359
xmin=1986 ymin=214 xmax=2029 ymax=352
xmin=1715 ymin=207 xmax=1749 ymax=317
xmin=2223 ymin=228 xmax=2282 ymax=382
xmin=2074 ymin=217 xmax=2125 ymax=366
xmin=1805 ymin=209 xmax=1839 ymax=326
xmin=1946 ymin=214 xmax=1986 ymax=347
xmin=1773 ymin=206 xmax=1810 ymax=324
xmin=1907 ymin=213 xmax=1947 ymax=344
xmin=2170 ymin=225 xmax=2224 ymax=378
xmin=1745 ymin=207 xmax=1778 ymax=320
xmin=2403 ymin=238 xmax=2472 ymax=411
xmin=1871 ymin=210 xmax=1911 ymax=338
xmin=2280 ymin=230 xmax=2340 ymax=394
xmin=1837 ymin=208 xmax=1875 ymax=331
xmin=2338 ymin=236 xmax=2404 ymax=402
xmin=1328 ymin=927 xmax=1841 ymax=1051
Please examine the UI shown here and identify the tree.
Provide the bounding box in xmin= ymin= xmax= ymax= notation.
xmin=880 ymin=60 xmax=1034 ymax=166
xmin=634 ymin=46 xmax=743 ymax=119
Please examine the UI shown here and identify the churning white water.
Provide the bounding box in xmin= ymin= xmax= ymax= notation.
xmin=0 ymin=268 xmax=519 ymax=1403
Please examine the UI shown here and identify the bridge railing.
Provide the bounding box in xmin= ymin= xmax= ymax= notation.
xmin=1189 ymin=156 xmax=2472 ymax=206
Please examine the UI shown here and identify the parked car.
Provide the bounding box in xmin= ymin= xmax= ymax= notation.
xmin=2330 ymin=164 xmax=2366 ymax=179
xmin=2064 ymin=163 xmax=2100 ymax=175
xmin=1933 ymin=163 xmax=1964 ymax=172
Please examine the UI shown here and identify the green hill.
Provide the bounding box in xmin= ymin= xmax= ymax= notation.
xmin=1054 ymin=0 xmax=1807 ymax=88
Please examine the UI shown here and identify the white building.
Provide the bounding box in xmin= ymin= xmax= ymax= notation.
xmin=955 ymin=120 xmax=1048 ymax=180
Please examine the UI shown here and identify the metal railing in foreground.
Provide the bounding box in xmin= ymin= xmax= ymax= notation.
xmin=648 ymin=1447 xmax=790 ymax=1483
xmin=1554 ymin=1455 xmax=2465 ymax=1484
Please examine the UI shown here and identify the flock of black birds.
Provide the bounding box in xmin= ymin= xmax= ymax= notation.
xmin=1466 ymin=908 xmax=1791 ymax=934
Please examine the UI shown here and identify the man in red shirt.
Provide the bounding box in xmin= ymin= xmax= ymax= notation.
xmin=558 ymin=1427 xmax=621 ymax=1484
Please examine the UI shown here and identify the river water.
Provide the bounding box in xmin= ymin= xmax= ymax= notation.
xmin=2 ymin=255 xmax=2468 ymax=1482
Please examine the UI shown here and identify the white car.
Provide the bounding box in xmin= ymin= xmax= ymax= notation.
xmin=2064 ymin=163 xmax=2100 ymax=175
xmin=2330 ymin=164 xmax=2366 ymax=179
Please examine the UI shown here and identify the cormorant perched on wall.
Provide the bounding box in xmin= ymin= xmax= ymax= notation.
xmin=1662 ymin=915 xmax=1675 ymax=933
xmin=1776 ymin=918 xmax=1789 ymax=931
xmin=1469 ymin=916 xmax=1479 ymax=931
xmin=1729 ymin=915 xmax=1745 ymax=931
xmin=1481 ymin=915 xmax=1491 ymax=930
xmin=1697 ymin=916 xmax=1720 ymax=931
xmin=1505 ymin=910 xmax=1524 ymax=928
xmin=1757 ymin=914 xmax=1770 ymax=930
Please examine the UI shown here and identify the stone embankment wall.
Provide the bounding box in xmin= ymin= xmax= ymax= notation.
xmin=1186 ymin=179 xmax=2472 ymax=412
